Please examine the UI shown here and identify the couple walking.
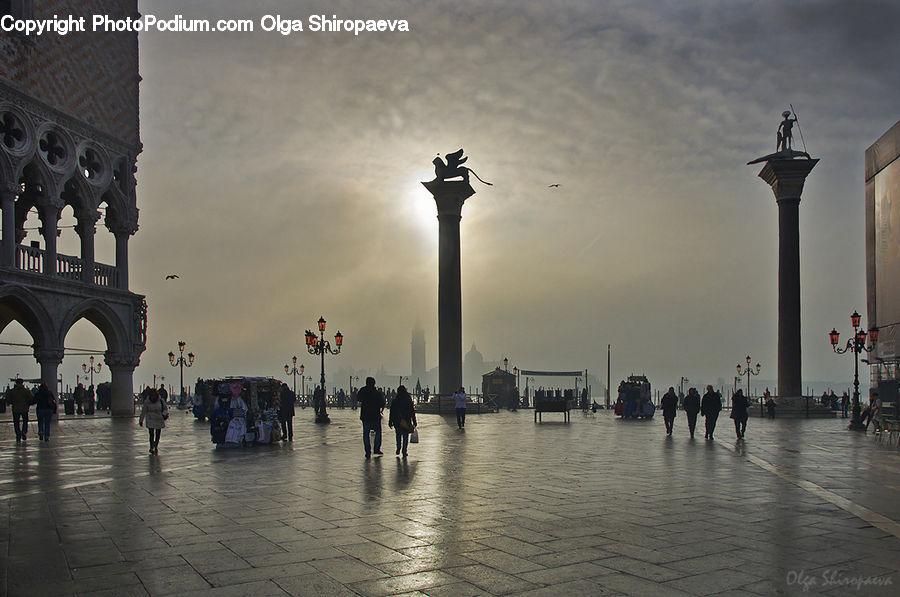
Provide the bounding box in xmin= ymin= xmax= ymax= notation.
xmin=357 ymin=377 xmax=417 ymax=458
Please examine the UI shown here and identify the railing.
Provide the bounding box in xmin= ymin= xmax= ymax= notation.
xmin=16 ymin=244 xmax=42 ymax=272
xmin=94 ymin=262 xmax=118 ymax=287
xmin=57 ymin=253 xmax=82 ymax=280
xmin=12 ymin=245 xmax=118 ymax=288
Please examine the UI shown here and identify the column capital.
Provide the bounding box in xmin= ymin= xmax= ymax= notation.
xmin=105 ymin=352 xmax=140 ymax=370
xmin=757 ymin=158 xmax=819 ymax=203
xmin=0 ymin=182 xmax=17 ymax=197
xmin=422 ymin=180 xmax=476 ymax=219
xmin=75 ymin=210 xmax=101 ymax=235
xmin=34 ymin=347 xmax=64 ymax=364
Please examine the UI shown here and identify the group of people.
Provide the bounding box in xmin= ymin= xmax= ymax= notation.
xmin=356 ymin=377 xmax=419 ymax=458
xmin=5 ymin=378 xmax=57 ymax=442
xmin=660 ymin=385 xmax=745 ymax=440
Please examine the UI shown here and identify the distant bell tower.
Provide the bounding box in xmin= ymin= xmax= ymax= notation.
xmin=411 ymin=321 xmax=426 ymax=382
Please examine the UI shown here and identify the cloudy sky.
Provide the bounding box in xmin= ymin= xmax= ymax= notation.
xmin=6 ymin=0 xmax=900 ymax=394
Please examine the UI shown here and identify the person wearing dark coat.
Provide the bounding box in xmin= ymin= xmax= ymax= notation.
xmin=357 ymin=377 xmax=386 ymax=458
xmin=7 ymin=378 xmax=34 ymax=443
xmin=278 ymin=383 xmax=296 ymax=441
xmin=74 ymin=382 xmax=85 ymax=414
xmin=683 ymin=387 xmax=701 ymax=438
xmin=730 ymin=388 xmax=750 ymax=439
xmin=388 ymin=385 xmax=417 ymax=457
xmin=660 ymin=387 xmax=678 ymax=436
xmin=700 ymin=385 xmax=722 ymax=440
xmin=34 ymin=383 xmax=56 ymax=442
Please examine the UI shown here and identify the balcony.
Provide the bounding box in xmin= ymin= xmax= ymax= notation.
xmin=15 ymin=244 xmax=119 ymax=288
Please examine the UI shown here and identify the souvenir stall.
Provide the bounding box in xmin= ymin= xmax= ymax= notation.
xmin=206 ymin=377 xmax=283 ymax=447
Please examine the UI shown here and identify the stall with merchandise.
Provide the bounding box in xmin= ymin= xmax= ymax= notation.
xmin=206 ymin=376 xmax=283 ymax=447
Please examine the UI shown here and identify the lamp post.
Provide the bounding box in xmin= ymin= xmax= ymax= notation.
xmin=284 ymin=357 xmax=303 ymax=397
xmin=82 ymin=355 xmax=101 ymax=387
xmin=829 ymin=311 xmax=878 ymax=431
xmin=305 ymin=316 xmax=343 ymax=424
xmin=349 ymin=375 xmax=359 ymax=393
xmin=168 ymin=340 xmax=195 ymax=406
xmin=736 ymin=356 xmax=761 ymax=398
xmin=399 ymin=375 xmax=408 ymax=388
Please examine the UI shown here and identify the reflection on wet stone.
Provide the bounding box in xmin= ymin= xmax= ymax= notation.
xmin=1 ymin=410 xmax=899 ymax=596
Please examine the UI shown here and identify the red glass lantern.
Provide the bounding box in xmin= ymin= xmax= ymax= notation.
xmin=318 ymin=316 xmax=326 ymax=333
xmin=334 ymin=331 xmax=343 ymax=347
xmin=829 ymin=329 xmax=840 ymax=346
xmin=850 ymin=311 xmax=861 ymax=328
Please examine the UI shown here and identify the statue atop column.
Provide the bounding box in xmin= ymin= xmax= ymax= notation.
xmin=777 ymin=110 xmax=797 ymax=152
xmin=432 ymin=149 xmax=492 ymax=185
xmin=748 ymin=109 xmax=811 ymax=164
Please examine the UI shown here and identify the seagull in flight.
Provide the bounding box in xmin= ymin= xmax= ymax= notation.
xmin=165 ymin=274 xmax=179 ymax=280
xmin=548 ymin=184 xmax=561 ymax=188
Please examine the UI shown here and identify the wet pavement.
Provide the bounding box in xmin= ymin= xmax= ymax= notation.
xmin=1 ymin=407 xmax=899 ymax=596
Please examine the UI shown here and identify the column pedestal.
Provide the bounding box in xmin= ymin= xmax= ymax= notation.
xmin=755 ymin=158 xmax=818 ymax=399
xmin=422 ymin=180 xmax=475 ymax=395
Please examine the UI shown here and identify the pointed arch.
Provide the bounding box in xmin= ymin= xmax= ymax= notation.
xmin=58 ymin=298 xmax=129 ymax=355
xmin=0 ymin=284 xmax=55 ymax=348
xmin=60 ymin=172 xmax=99 ymax=222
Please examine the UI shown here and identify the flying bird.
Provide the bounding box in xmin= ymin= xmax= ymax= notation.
xmin=548 ymin=184 xmax=561 ymax=188
xmin=165 ymin=275 xmax=179 ymax=280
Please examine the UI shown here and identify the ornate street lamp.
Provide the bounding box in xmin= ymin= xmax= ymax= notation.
xmin=168 ymin=340 xmax=195 ymax=405
xmin=284 ymin=357 xmax=303 ymax=398
xmin=736 ymin=355 xmax=761 ymax=398
xmin=503 ymin=357 xmax=509 ymax=372
xmin=830 ymin=310 xmax=878 ymax=431
xmin=82 ymin=355 xmax=101 ymax=387
xmin=305 ymin=316 xmax=343 ymax=424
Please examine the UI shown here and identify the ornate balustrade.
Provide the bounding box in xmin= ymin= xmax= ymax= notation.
xmin=12 ymin=245 xmax=118 ymax=288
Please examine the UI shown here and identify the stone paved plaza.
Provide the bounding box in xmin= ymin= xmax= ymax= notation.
xmin=1 ymin=407 xmax=899 ymax=596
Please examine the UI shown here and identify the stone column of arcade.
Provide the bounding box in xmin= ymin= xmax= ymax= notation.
xmin=106 ymin=354 xmax=138 ymax=416
xmin=422 ymin=179 xmax=475 ymax=395
xmin=35 ymin=348 xmax=64 ymax=398
xmin=76 ymin=214 xmax=97 ymax=284
xmin=39 ymin=202 xmax=60 ymax=276
xmin=113 ymin=228 xmax=130 ymax=290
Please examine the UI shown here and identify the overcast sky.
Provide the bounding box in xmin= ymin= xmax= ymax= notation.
xmin=6 ymin=0 xmax=900 ymax=393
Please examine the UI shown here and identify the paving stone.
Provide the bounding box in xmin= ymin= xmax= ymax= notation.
xmin=444 ymin=564 xmax=538 ymax=594
xmin=348 ymin=570 xmax=461 ymax=597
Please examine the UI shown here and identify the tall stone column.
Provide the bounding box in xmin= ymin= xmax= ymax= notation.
xmin=35 ymin=348 xmax=64 ymax=399
xmin=755 ymin=158 xmax=818 ymax=398
xmin=1 ymin=186 xmax=15 ymax=267
xmin=106 ymin=353 xmax=139 ymax=416
xmin=422 ymin=180 xmax=476 ymax=395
